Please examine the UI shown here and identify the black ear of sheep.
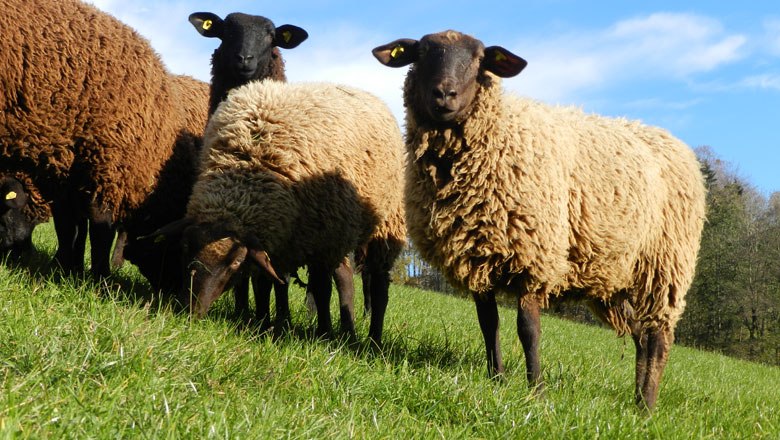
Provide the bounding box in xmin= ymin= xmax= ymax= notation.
xmin=188 ymin=12 xmax=224 ymax=39
xmin=274 ymin=25 xmax=308 ymax=49
xmin=138 ymin=217 xmax=195 ymax=243
xmin=482 ymin=46 xmax=527 ymax=78
xmin=372 ymin=39 xmax=419 ymax=68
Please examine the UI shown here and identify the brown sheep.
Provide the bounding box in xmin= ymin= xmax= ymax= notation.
xmin=0 ymin=0 xmax=208 ymax=278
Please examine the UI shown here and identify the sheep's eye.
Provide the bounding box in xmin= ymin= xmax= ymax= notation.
xmin=230 ymin=257 xmax=244 ymax=270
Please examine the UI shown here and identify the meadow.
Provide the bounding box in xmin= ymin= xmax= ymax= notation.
xmin=1 ymin=223 xmax=778 ymax=438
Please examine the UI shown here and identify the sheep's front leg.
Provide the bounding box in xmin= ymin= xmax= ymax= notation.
xmin=272 ymin=277 xmax=291 ymax=331
xmin=633 ymin=324 xmax=673 ymax=411
xmin=52 ymin=199 xmax=87 ymax=275
xmin=88 ymin=219 xmax=114 ymax=278
xmin=473 ymin=291 xmax=504 ymax=378
xmin=518 ymin=296 xmax=543 ymax=393
xmin=308 ymin=264 xmax=333 ymax=337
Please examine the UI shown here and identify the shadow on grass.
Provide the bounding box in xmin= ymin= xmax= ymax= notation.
xmin=3 ymin=247 xmax=484 ymax=377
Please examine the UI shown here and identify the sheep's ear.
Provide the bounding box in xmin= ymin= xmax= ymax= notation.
xmin=2 ymin=180 xmax=27 ymax=210
xmin=189 ymin=12 xmax=224 ymax=39
xmin=138 ymin=217 xmax=195 ymax=243
xmin=274 ymin=25 xmax=308 ymax=49
xmin=482 ymin=46 xmax=527 ymax=78
xmin=4 ymin=190 xmax=27 ymax=210
xmin=247 ymin=248 xmax=285 ymax=284
xmin=372 ymin=39 xmax=419 ymax=68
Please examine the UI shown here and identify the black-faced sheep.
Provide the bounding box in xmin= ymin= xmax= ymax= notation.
xmin=0 ymin=0 xmax=209 ymax=279
xmin=0 ymin=174 xmax=49 ymax=257
xmin=152 ymin=80 xmax=406 ymax=342
xmin=373 ymin=30 xmax=706 ymax=410
xmin=188 ymin=12 xmax=308 ymax=115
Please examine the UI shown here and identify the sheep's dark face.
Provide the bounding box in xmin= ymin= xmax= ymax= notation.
xmin=0 ymin=177 xmax=33 ymax=255
xmin=189 ymin=12 xmax=308 ymax=83
xmin=373 ymin=31 xmax=527 ymax=125
xmin=217 ymin=14 xmax=276 ymax=81
xmin=180 ymin=225 xmax=247 ymax=318
xmin=413 ymin=32 xmax=485 ymax=123
xmin=177 ymin=222 xmax=282 ymax=318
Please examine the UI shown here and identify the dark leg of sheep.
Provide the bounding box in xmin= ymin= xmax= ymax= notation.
xmin=110 ymin=230 xmax=128 ymax=269
xmin=361 ymin=272 xmax=372 ymax=316
xmin=367 ymin=265 xmax=389 ymax=346
xmin=52 ymin=201 xmax=87 ymax=274
xmin=88 ymin=220 xmax=114 ymax=278
xmin=473 ymin=291 xmax=503 ymax=377
xmin=354 ymin=245 xmax=371 ymax=316
xmin=273 ymin=277 xmax=291 ymax=330
xmin=308 ymin=264 xmax=333 ymax=337
xmin=517 ymin=297 xmax=543 ymax=393
xmin=632 ymin=323 xmax=673 ymax=411
xmin=233 ymin=277 xmax=250 ymax=318
xmin=333 ymin=258 xmax=356 ymax=338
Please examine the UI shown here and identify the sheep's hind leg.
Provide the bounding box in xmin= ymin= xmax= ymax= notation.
xmin=333 ymin=257 xmax=356 ymax=339
xmin=518 ymin=296 xmax=543 ymax=393
xmin=473 ymin=291 xmax=504 ymax=378
xmin=632 ymin=323 xmax=673 ymax=411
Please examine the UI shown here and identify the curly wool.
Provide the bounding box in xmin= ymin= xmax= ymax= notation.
xmin=187 ymin=80 xmax=406 ymax=274
xmin=0 ymin=0 xmax=200 ymax=222
xmin=404 ymin=72 xmax=706 ymax=332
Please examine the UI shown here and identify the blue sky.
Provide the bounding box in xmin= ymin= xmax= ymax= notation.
xmin=87 ymin=0 xmax=780 ymax=194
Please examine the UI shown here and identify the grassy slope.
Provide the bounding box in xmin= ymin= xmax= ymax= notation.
xmin=1 ymin=223 xmax=778 ymax=439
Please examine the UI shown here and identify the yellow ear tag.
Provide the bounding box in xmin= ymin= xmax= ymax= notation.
xmin=390 ymin=45 xmax=405 ymax=59
xmin=282 ymin=30 xmax=292 ymax=43
xmin=5 ymin=191 xmax=16 ymax=200
xmin=202 ymin=19 xmax=213 ymax=31
xmin=495 ymin=51 xmax=507 ymax=62
xmin=154 ymin=235 xmax=166 ymax=243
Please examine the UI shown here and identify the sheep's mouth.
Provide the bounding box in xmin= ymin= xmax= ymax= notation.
xmin=431 ymin=105 xmax=458 ymax=122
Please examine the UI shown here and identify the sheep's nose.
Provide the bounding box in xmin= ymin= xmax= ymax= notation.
xmin=236 ymin=54 xmax=254 ymax=63
xmin=432 ymin=85 xmax=457 ymax=102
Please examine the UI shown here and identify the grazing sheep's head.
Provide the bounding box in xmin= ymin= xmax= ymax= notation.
xmin=372 ymin=30 xmax=527 ymax=124
xmin=0 ymin=177 xmax=33 ymax=255
xmin=189 ymin=12 xmax=307 ymax=82
xmin=144 ymin=218 xmax=282 ymax=317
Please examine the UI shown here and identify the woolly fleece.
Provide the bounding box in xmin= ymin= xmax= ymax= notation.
xmin=187 ymin=80 xmax=406 ymax=274
xmin=0 ymin=0 xmax=198 ymax=222
xmin=404 ymin=70 xmax=706 ymax=332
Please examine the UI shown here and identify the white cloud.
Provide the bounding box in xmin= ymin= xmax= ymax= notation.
xmin=740 ymin=74 xmax=780 ymax=91
xmin=764 ymin=18 xmax=780 ymax=56
xmin=506 ymin=13 xmax=747 ymax=104
xmin=283 ymin=26 xmax=408 ymax=123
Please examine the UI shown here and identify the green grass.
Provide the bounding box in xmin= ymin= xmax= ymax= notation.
xmin=1 ymin=223 xmax=779 ymax=438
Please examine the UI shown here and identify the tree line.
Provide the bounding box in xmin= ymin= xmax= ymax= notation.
xmin=391 ymin=145 xmax=780 ymax=366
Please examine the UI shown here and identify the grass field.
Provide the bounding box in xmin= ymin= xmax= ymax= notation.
xmin=1 ymin=223 xmax=779 ymax=438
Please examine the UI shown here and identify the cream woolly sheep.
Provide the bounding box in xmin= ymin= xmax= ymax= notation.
xmin=0 ymin=0 xmax=209 ymax=278
xmin=153 ymin=80 xmax=406 ymax=342
xmin=373 ymin=30 xmax=706 ymax=410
